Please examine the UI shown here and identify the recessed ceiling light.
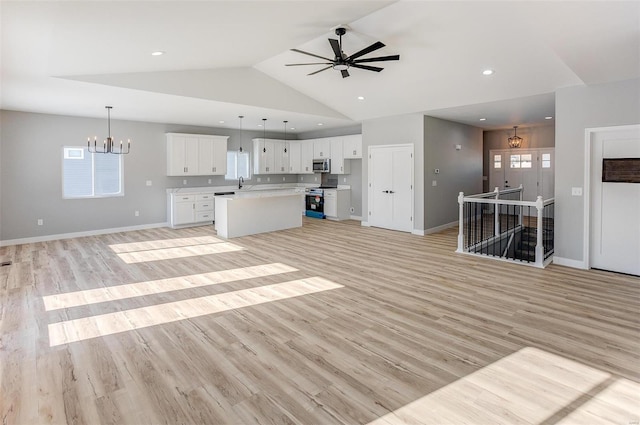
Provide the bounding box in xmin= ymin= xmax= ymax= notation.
xmin=219 ymin=120 xmax=225 ymax=124
xmin=290 ymin=127 xmax=295 ymax=130
xmin=479 ymin=118 xmax=486 ymax=121
xmin=357 ymin=96 xmax=365 ymax=100
xmin=545 ymin=116 xmax=553 ymax=120
xmin=258 ymin=124 xmax=263 ymax=127
xmin=482 ymin=69 xmax=494 ymax=76
xmin=317 ymin=123 xmax=324 ymax=126
xmin=151 ymin=51 xmax=165 ymax=56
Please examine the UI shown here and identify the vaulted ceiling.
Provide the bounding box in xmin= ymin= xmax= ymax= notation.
xmin=1 ymin=1 xmax=638 ymax=133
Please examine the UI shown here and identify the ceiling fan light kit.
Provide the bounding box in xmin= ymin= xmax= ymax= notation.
xmin=286 ymin=27 xmax=399 ymax=78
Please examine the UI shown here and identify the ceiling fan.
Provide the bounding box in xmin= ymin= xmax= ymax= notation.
xmin=286 ymin=27 xmax=400 ymax=78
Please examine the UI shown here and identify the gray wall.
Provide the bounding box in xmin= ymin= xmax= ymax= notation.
xmin=555 ymin=78 xmax=640 ymax=263
xmin=424 ymin=116 xmax=483 ymax=230
xmin=482 ymin=125 xmax=555 ymax=192
xmin=362 ymin=113 xmax=425 ymax=230
xmin=0 ymin=110 xmax=298 ymax=241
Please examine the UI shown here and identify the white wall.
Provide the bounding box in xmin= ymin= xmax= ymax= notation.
xmin=555 ymin=78 xmax=640 ymax=265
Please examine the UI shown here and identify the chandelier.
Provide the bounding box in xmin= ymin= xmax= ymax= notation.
xmin=508 ymin=126 xmax=522 ymax=149
xmin=87 ymin=106 xmax=131 ymax=154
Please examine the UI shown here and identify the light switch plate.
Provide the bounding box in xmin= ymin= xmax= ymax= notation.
xmin=145 ymin=180 xmax=152 ymax=186
xmin=571 ymin=187 xmax=583 ymax=196
xmin=432 ymin=180 xmax=437 ymax=187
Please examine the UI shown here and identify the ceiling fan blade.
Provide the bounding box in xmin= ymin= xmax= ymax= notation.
xmin=341 ymin=69 xmax=350 ymax=78
xmin=286 ymin=62 xmax=332 ymax=66
xmin=308 ymin=66 xmax=332 ymax=76
xmin=291 ymin=49 xmax=333 ymax=62
xmin=351 ymin=63 xmax=383 ymax=72
xmin=352 ymin=54 xmax=400 ymax=64
xmin=346 ymin=41 xmax=385 ymax=61
xmin=329 ymin=38 xmax=342 ymax=58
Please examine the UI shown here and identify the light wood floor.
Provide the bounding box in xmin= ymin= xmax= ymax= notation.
xmin=1 ymin=219 xmax=638 ymax=424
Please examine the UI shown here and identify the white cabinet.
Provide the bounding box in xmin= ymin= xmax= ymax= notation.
xmin=343 ymin=134 xmax=362 ymax=159
xmin=198 ymin=136 xmax=228 ymax=175
xmin=274 ymin=140 xmax=290 ymax=173
xmin=167 ymin=133 xmax=228 ymax=176
xmin=253 ymin=138 xmax=274 ymax=174
xmin=313 ymin=138 xmax=331 ymax=159
xmin=169 ymin=193 xmax=215 ymax=228
xmin=330 ymin=138 xmax=351 ymax=175
xmin=301 ymin=141 xmax=314 ymax=174
xmin=289 ymin=141 xmax=302 ymax=173
xmin=323 ymin=189 xmax=351 ymax=220
xmin=167 ymin=134 xmax=199 ymax=176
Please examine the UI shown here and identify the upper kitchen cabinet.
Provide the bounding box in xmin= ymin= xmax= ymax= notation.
xmin=253 ymin=138 xmax=274 ymax=174
xmin=167 ymin=133 xmax=199 ymax=176
xmin=198 ymin=136 xmax=228 ymax=175
xmin=313 ymin=138 xmax=331 ymax=159
xmin=166 ymin=133 xmax=228 ymax=176
xmin=330 ymin=138 xmax=351 ymax=175
xmin=342 ymin=134 xmax=363 ymax=159
xmin=274 ymin=140 xmax=290 ymax=173
xmin=300 ymin=141 xmax=314 ymax=174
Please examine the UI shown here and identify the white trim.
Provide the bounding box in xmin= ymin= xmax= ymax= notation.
xmin=411 ymin=229 xmax=426 ymax=236
xmin=0 ymin=222 xmax=169 ymax=247
xmin=552 ymin=256 xmax=588 ymax=270
xmin=349 ymin=215 xmax=362 ymax=221
xmin=360 ymin=221 xmax=370 ymax=227
xmin=583 ymin=124 xmax=640 ymax=271
xmin=425 ymin=220 xmax=458 ymax=235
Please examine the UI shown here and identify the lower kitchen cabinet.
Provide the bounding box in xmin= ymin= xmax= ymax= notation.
xmin=169 ymin=193 xmax=215 ymax=228
xmin=323 ymin=189 xmax=351 ymax=221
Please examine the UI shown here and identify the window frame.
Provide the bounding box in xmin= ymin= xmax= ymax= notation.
xmin=62 ymin=146 xmax=125 ymax=199
xmin=225 ymin=150 xmax=251 ymax=181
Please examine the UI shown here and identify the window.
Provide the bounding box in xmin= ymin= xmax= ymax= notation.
xmin=493 ymin=154 xmax=502 ymax=169
xmin=63 ymin=147 xmax=123 ymax=198
xmin=510 ymin=154 xmax=532 ymax=169
xmin=225 ymin=151 xmax=251 ymax=180
xmin=542 ymin=153 xmax=551 ymax=168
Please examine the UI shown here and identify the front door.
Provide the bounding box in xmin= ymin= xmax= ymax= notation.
xmin=368 ymin=144 xmax=414 ymax=232
xmin=590 ymin=125 xmax=640 ymax=276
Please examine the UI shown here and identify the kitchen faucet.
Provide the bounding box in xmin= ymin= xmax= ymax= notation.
xmin=238 ymin=176 xmax=244 ymax=189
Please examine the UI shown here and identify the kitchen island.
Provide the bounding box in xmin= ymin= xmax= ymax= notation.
xmin=214 ymin=190 xmax=304 ymax=238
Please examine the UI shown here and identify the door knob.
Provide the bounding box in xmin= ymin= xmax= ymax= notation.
xmin=389 ymin=191 xmax=395 ymax=194
xmin=382 ymin=190 xmax=389 ymax=193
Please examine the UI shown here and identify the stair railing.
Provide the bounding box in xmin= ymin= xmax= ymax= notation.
xmin=456 ymin=186 xmax=554 ymax=268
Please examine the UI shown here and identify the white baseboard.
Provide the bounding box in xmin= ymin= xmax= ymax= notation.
xmin=411 ymin=229 xmax=426 ymax=236
xmin=349 ymin=215 xmax=362 ymax=221
xmin=360 ymin=221 xmax=370 ymax=227
xmin=552 ymin=256 xmax=588 ymax=270
xmin=425 ymin=220 xmax=458 ymax=235
xmin=0 ymin=222 xmax=169 ymax=247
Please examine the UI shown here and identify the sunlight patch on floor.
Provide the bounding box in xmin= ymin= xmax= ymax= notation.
xmin=109 ymin=236 xmax=225 ymax=253
xmin=48 ymin=277 xmax=343 ymax=346
xmin=42 ymin=263 xmax=298 ymax=311
xmin=366 ymin=347 xmax=640 ymax=425
xmin=115 ymin=241 xmax=244 ymax=263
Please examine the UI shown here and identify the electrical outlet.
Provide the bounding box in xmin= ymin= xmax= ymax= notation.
xmin=571 ymin=187 xmax=583 ymax=196
xmin=350 ymin=207 xmax=355 ymax=213
xmin=267 ymin=177 xmax=271 ymax=182
xmin=135 ymin=211 xmax=139 ymax=217
xmin=283 ymin=177 xmax=285 ymax=181
xmin=314 ymin=177 xmax=318 ymax=182
xmin=145 ymin=180 xmax=152 ymax=186
xmin=183 ymin=179 xmax=187 ymax=185
xmin=37 ymin=219 xmax=43 ymax=226
xmin=343 ymin=177 xmax=347 ymax=182
xmin=257 ymin=177 xmax=261 ymax=182
xmin=208 ymin=179 xmax=212 ymax=184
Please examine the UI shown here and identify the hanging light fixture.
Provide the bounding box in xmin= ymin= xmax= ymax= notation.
xmin=238 ymin=115 xmax=244 ymax=153
xmin=283 ymin=120 xmax=288 ymax=153
xmin=508 ymin=125 xmax=522 ymax=149
xmin=87 ymin=106 xmax=131 ymax=154
xmin=262 ymin=118 xmax=267 ymax=152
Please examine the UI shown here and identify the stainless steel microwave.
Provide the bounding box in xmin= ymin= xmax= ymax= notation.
xmin=312 ymin=158 xmax=331 ymax=173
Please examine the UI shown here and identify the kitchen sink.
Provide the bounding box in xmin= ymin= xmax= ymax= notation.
xmin=214 ymin=191 xmax=235 ymax=195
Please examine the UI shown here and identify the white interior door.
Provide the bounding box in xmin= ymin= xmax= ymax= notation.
xmin=538 ymin=150 xmax=555 ymax=200
xmin=368 ymin=144 xmax=413 ymax=232
xmin=590 ymin=126 xmax=640 ymax=276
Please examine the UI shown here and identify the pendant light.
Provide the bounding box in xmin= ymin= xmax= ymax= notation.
xmin=508 ymin=126 xmax=522 ymax=149
xmin=262 ymin=118 xmax=267 ymax=152
xmin=283 ymin=120 xmax=288 ymax=153
xmin=87 ymin=106 xmax=131 ymax=154
xmin=238 ymin=115 xmax=244 ymax=153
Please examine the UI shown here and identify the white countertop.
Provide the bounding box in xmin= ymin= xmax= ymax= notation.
xmin=214 ymin=190 xmax=304 ymax=200
xmin=167 ymin=183 xmax=350 ymax=195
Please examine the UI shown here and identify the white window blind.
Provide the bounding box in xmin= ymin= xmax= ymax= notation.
xmin=63 ymin=147 xmax=123 ymax=198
